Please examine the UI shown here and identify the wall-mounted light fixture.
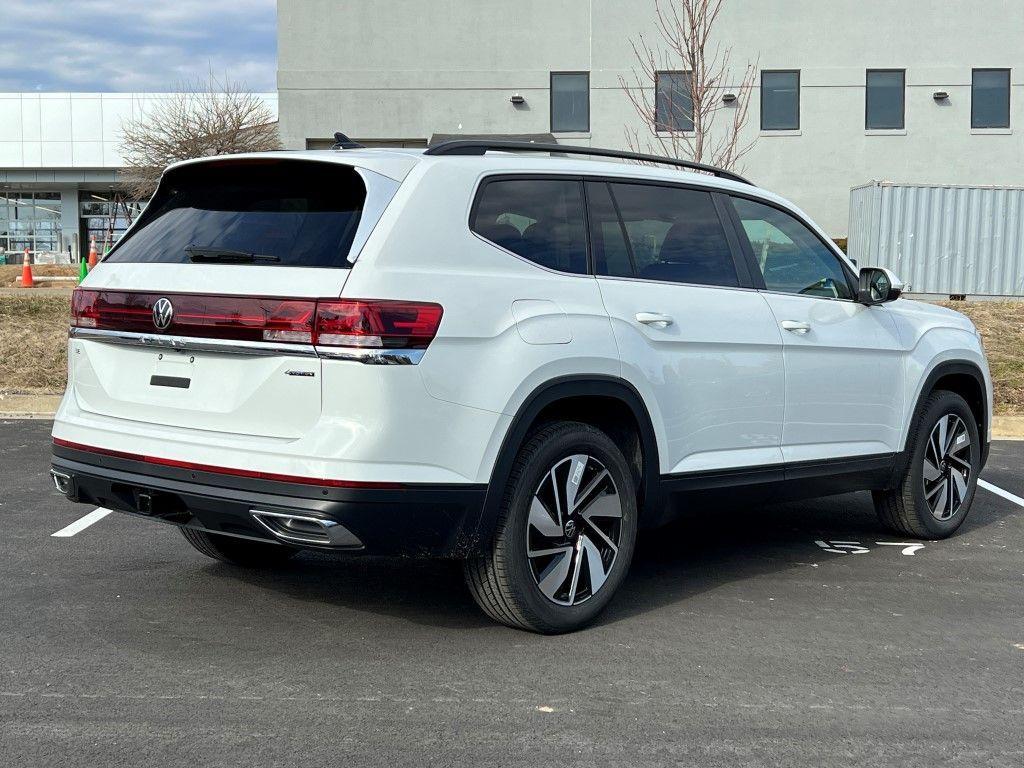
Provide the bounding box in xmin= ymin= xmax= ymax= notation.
xmin=510 ymin=94 xmax=526 ymax=105
xmin=722 ymin=93 xmax=738 ymax=104
xmin=933 ymin=91 xmax=949 ymax=101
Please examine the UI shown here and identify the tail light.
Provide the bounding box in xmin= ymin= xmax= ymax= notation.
xmin=71 ymin=290 xmax=442 ymax=351
xmin=314 ymin=300 xmax=443 ymax=349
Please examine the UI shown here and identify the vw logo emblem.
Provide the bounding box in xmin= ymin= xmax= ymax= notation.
xmin=152 ymin=298 xmax=174 ymax=330
xmin=563 ymin=519 xmax=577 ymax=539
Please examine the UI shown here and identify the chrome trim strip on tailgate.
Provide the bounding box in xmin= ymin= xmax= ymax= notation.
xmin=70 ymin=328 xmax=424 ymax=364
xmin=315 ymin=347 xmax=424 ymax=365
xmin=70 ymin=328 xmax=318 ymax=358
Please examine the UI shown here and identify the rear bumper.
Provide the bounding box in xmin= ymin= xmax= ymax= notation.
xmin=51 ymin=445 xmax=487 ymax=558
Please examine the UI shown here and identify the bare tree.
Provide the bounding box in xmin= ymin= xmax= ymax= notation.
xmin=620 ymin=0 xmax=757 ymax=171
xmin=120 ymin=74 xmax=281 ymax=199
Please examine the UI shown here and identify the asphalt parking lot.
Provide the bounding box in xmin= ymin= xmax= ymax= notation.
xmin=1 ymin=419 xmax=1022 ymax=767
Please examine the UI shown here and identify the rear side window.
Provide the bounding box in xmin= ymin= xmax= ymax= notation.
xmin=471 ymin=178 xmax=588 ymax=275
xmin=106 ymin=161 xmax=366 ymax=268
xmin=591 ymin=182 xmax=738 ymax=287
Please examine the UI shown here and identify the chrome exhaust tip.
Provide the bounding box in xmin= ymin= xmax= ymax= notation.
xmin=50 ymin=470 xmax=74 ymax=497
xmin=249 ymin=509 xmax=363 ymax=548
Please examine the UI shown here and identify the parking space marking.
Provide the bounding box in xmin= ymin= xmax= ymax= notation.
xmin=979 ymin=479 xmax=1024 ymax=508
xmin=51 ymin=508 xmax=112 ymax=537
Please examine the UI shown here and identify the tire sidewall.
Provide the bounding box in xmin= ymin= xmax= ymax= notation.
xmin=500 ymin=424 xmax=638 ymax=633
xmin=906 ymin=392 xmax=980 ymax=537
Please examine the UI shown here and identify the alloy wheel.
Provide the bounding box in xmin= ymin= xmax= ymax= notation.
xmin=526 ymin=454 xmax=623 ymax=606
xmin=923 ymin=413 xmax=972 ymax=521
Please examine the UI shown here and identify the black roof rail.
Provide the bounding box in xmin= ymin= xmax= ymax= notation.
xmin=423 ymin=140 xmax=752 ymax=185
xmin=332 ymin=132 xmax=364 ymax=150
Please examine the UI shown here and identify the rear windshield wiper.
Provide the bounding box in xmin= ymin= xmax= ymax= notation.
xmin=186 ymin=246 xmax=280 ymax=264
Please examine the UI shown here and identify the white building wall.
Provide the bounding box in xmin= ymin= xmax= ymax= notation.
xmin=0 ymin=92 xmax=279 ymax=169
xmin=277 ymin=0 xmax=1024 ymax=236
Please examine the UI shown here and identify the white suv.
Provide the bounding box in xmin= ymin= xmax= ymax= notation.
xmin=51 ymin=141 xmax=992 ymax=633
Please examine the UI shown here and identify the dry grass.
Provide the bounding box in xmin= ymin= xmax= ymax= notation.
xmin=0 ymin=293 xmax=71 ymax=393
xmin=0 ymin=263 xmax=78 ymax=288
xmin=0 ymin=291 xmax=1021 ymax=413
xmin=939 ymin=301 xmax=1024 ymax=415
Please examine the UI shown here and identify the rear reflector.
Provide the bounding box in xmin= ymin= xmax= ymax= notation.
xmin=71 ymin=290 xmax=442 ymax=350
xmin=52 ymin=438 xmax=403 ymax=489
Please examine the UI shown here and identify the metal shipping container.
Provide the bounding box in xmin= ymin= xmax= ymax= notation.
xmin=848 ymin=181 xmax=1024 ymax=297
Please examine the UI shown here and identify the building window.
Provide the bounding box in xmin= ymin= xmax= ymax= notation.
xmin=655 ymin=71 xmax=693 ymax=132
xmin=0 ymin=191 xmax=62 ymax=257
xmin=761 ymin=70 xmax=800 ymax=130
xmin=865 ymin=69 xmax=905 ymax=130
xmin=972 ymin=69 xmax=1010 ymax=129
xmin=550 ymin=72 xmax=590 ymax=133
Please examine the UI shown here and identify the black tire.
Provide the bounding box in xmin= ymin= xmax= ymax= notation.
xmin=464 ymin=421 xmax=639 ymax=634
xmin=873 ymin=390 xmax=981 ymax=539
xmin=180 ymin=527 xmax=298 ymax=567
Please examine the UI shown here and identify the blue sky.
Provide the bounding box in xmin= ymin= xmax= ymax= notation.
xmin=0 ymin=0 xmax=277 ymax=92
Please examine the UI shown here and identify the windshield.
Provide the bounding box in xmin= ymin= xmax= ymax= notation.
xmin=106 ymin=160 xmax=366 ymax=268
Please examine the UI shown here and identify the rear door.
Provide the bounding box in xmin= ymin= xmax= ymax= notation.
xmin=71 ymin=158 xmax=397 ymax=439
xmin=588 ymin=180 xmax=786 ymax=475
xmin=725 ymin=194 xmax=905 ymax=462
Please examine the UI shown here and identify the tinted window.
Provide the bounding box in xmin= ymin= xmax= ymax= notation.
xmin=761 ymin=71 xmax=800 ymax=130
xmin=593 ymin=183 xmax=737 ymax=287
xmin=585 ymin=182 xmax=633 ymax=278
xmin=731 ymin=197 xmax=853 ymax=300
xmin=551 ymin=73 xmax=590 ymax=132
xmin=866 ymin=70 xmax=905 ymax=130
xmin=656 ymin=71 xmax=693 ymax=132
xmin=972 ymin=69 xmax=1010 ymax=128
xmin=471 ymin=178 xmax=588 ymax=274
xmin=107 ymin=161 xmax=365 ymax=268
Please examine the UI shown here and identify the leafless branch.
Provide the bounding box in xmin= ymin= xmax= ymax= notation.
xmin=120 ymin=73 xmax=281 ymax=199
xmin=619 ymin=0 xmax=757 ymax=172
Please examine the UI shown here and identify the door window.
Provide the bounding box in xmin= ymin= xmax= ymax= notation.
xmin=471 ymin=178 xmax=588 ymax=274
xmin=730 ymin=197 xmax=853 ymax=300
xmin=590 ymin=182 xmax=738 ymax=287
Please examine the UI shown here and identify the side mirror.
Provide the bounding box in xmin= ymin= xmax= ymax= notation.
xmin=858 ymin=267 xmax=904 ymax=305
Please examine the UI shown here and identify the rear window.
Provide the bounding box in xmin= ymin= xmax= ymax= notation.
xmin=106 ymin=160 xmax=366 ymax=268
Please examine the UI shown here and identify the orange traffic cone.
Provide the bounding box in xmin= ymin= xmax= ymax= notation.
xmin=87 ymin=237 xmax=98 ymax=269
xmin=20 ymin=247 xmax=34 ymax=288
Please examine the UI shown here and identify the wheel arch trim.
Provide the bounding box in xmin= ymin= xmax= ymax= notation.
xmin=475 ymin=375 xmax=662 ymax=544
xmin=899 ymin=359 xmax=990 ymax=475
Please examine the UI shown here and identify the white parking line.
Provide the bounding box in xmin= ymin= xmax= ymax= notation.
xmin=978 ymin=479 xmax=1024 ymax=508
xmin=51 ymin=508 xmax=113 ymax=537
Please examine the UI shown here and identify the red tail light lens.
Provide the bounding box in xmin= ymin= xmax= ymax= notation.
xmin=72 ymin=289 xmax=317 ymax=343
xmin=315 ymin=300 xmax=443 ymax=349
xmin=71 ymin=290 xmax=443 ymax=351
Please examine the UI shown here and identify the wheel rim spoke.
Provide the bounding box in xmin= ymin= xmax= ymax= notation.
xmin=950 ymin=467 xmax=968 ymax=505
xmin=528 ymin=497 xmax=563 ymax=539
xmin=581 ymin=535 xmax=609 ymax=595
xmin=566 ymin=540 xmax=584 ymax=605
xmin=922 ymin=458 xmax=941 ymax=482
xmin=583 ymin=516 xmax=618 ymax=553
xmin=537 ymin=548 xmax=573 ymax=600
xmin=580 ymin=490 xmax=622 ymax=521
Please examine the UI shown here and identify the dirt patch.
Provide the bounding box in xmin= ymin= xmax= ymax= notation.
xmin=939 ymin=301 xmax=1024 ymax=415
xmin=0 ymin=293 xmax=71 ymax=393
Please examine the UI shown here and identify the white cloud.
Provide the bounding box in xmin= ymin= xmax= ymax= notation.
xmin=0 ymin=0 xmax=276 ymax=92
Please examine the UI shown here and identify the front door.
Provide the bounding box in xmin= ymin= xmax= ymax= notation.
xmin=587 ymin=180 xmax=786 ymax=475
xmin=726 ymin=195 xmax=905 ymax=463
